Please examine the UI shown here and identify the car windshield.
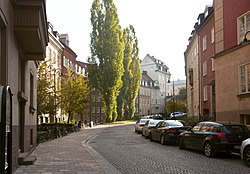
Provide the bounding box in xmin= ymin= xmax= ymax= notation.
xmin=165 ymin=120 xmax=183 ymax=126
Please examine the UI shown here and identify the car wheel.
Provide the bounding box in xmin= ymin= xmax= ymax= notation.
xmin=160 ymin=135 xmax=166 ymax=145
xmin=204 ymin=142 xmax=215 ymax=157
xmin=243 ymin=146 xmax=250 ymax=167
xmin=179 ymin=137 xmax=185 ymax=150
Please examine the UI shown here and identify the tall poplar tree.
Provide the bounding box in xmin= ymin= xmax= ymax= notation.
xmin=88 ymin=0 xmax=124 ymax=122
xmin=125 ymin=26 xmax=141 ymax=119
xmin=117 ymin=25 xmax=141 ymax=120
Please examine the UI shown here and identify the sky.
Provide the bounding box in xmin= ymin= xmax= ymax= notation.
xmin=46 ymin=0 xmax=213 ymax=80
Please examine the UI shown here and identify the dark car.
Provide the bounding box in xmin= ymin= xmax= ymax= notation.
xmin=179 ymin=121 xmax=250 ymax=157
xmin=149 ymin=120 xmax=190 ymax=145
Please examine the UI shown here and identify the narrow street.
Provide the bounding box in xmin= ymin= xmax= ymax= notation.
xmin=89 ymin=123 xmax=250 ymax=174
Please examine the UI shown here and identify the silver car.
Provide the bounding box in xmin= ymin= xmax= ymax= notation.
xmin=241 ymin=138 xmax=250 ymax=167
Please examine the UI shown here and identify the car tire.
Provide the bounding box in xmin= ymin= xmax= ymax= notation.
xmin=204 ymin=142 xmax=215 ymax=157
xmin=160 ymin=135 xmax=166 ymax=145
xmin=179 ymin=137 xmax=185 ymax=150
xmin=243 ymin=146 xmax=250 ymax=167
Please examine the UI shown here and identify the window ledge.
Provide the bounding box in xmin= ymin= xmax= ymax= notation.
xmin=237 ymin=93 xmax=250 ymax=98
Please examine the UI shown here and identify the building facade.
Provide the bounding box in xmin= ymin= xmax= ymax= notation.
xmin=197 ymin=6 xmax=215 ymax=120
xmin=0 ymin=0 xmax=48 ymax=172
xmin=214 ymin=0 xmax=250 ymax=126
xmin=184 ymin=31 xmax=200 ymax=117
xmin=140 ymin=54 xmax=171 ymax=113
xmin=39 ymin=22 xmax=65 ymax=124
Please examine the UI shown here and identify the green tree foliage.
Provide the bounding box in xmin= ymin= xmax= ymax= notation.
xmin=89 ymin=0 xmax=124 ymax=122
xmin=37 ymin=61 xmax=57 ymax=121
xmin=175 ymin=87 xmax=187 ymax=101
xmin=124 ymin=26 xmax=141 ymax=119
xmin=166 ymin=87 xmax=187 ymax=113
xmin=116 ymin=27 xmax=133 ymax=120
xmin=60 ymin=67 xmax=89 ymax=123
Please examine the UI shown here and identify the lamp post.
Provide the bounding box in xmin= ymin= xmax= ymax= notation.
xmin=172 ymin=79 xmax=175 ymax=113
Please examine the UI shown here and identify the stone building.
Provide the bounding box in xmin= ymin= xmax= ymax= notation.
xmin=0 ymin=0 xmax=48 ymax=172
xmin=140 ymin=54 xmax=171 ymax=113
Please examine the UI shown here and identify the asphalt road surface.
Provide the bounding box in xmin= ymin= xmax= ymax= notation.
xmin=88 ymin=123 xmax=250 ymax=174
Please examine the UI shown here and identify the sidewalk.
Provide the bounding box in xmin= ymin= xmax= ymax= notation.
xmin=14 ymin=125 xmax=122 ymax=174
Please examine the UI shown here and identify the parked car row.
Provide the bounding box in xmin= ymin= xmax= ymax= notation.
xmin=135 ymin=118 xmax=250 ymax=167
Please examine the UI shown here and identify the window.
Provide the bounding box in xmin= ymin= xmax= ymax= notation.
xmin=63 ymin=56 xmax=69 ymax=67
xmin=238 ymin=12 xmax=250 ymax=43
xmin=203 ymin=86 xmax=208 ymax=101
xmin=239 ymin=63 xmax=250 ymax=94
xmin=212 ymin=58 xmax=215 ymax=71
xmin=211 ymin=27 xmax=215 ymax=44
xmin=203 ymin=61 xmax=207 ymax=76
xmin=202 ymin=35 xmax=207 ymax=51
xmin=240 ymin=114 xmax=250 ymax=125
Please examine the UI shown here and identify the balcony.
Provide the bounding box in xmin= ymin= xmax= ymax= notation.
xmin=13 ymin=0 xmax=48 ymax=60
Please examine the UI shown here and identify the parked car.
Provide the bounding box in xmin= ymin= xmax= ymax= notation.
xmin=149 ymin=120 xmax=190 ymax=145
xmin=179 ymin=121 xmax=250 ymax=157
xmin=170 ymin=112 xmax=186 ymax=118
xmin=135 ymin=118 xmax=151 ymax=134
xmin=241 ymin=138 xmax=250 ymax=167
xmin=142 ymin=119 xmax=162 ymax=138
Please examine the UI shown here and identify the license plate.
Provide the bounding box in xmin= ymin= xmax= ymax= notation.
xmin=234 ymin=146 xmax=240 ymax=150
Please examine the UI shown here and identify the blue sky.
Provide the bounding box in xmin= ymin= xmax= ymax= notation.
xmin=46 ymin=0 xmax=213 ymax=80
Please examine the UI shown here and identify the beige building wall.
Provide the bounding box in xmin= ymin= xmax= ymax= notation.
xmin=0 ymin=0 xmax=47 ymax=171
xmin=185 ymin=34 xmax=200 ymax=117
xmin=215 ymin=43 xmax=250 ymax=125
xmin=214 ymin=0 xmax=224 ymax=54
xmin=139 ymin=87 xmax=151 ymax=116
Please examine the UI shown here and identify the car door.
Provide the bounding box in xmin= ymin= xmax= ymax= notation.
xmin=184 ymin=122 xmax=203 ymax=149
xmin=152 ymin=121 xmax=163 ymax=141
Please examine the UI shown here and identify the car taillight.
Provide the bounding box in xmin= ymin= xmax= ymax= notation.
xmin=165 ymin=128 xmax=176 ymax=133
xmin=217 ymin=132 xmax=227 ymax=141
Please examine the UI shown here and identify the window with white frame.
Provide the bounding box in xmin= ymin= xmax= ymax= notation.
xmin=238 ymin=11 xmax=250 ymax=43
xmin=211 ymin=27 xmax=215 ymax=44
xmin=239 ymin=63 xmax=250 ymax=94
xmin=203 ymin=86 xmax=208 ymax=101
xmin=212 ymin=58 xmax=215 ymax=71
xmin=202 ymin=35 xmax=207 ymax=51
xmin=63 ymin=56 xmax=69 ymax=67
xmin=203 ymin=61 xmax=207 ymax=76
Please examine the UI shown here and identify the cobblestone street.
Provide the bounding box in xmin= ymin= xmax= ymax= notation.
xmin=89 ymin=124 xmax=250 ymax=174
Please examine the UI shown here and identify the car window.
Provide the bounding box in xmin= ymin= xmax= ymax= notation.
xmin=149 ymin=120 xmax=160 ymax=126
xmin=200 ymin=124 xmax=210 ymax=132
xmin=155 ymin=121 xmax=163 ymax=128
xmin=208 ymin=125 xmax=222 ymax=132
xmin=224 ymin=125 xmax=250 ymax=134
xmin=144 ymin=120 xmax=149 ymax=126
xmin=140 ymin=119 xmax=148 ymax=124
xmin=192 ymin=123 xmax=202 ymax=132
xmin=166 ymin=120 xmax=183 ymax=126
